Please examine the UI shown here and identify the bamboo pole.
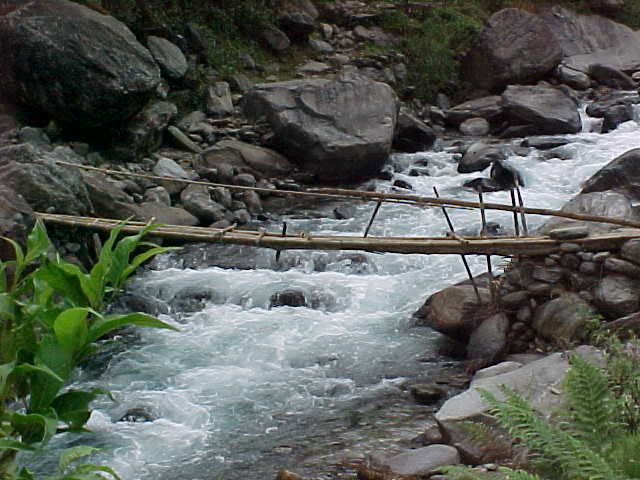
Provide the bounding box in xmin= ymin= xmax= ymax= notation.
xmin=510 ymin=190 xmax=520 ymax=237
xmin=55 ymin=161 xmax=640 ymax=229
xmin=36 ymin=213 xmax=640 ymax=256
xmin=364 ymin=199 xmax=383 ymax=237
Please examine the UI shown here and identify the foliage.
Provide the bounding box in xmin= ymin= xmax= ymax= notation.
xmin=0 ymin=221 xmax=179 ymax=478
xmin=440 ymin=350 xmax=640 ymax=480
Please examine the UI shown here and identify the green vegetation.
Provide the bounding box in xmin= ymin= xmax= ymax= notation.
xmin=440 ymin=345 xmax=640 ymax=480
xmin=0 ymin=221 xmax=179 ymax=479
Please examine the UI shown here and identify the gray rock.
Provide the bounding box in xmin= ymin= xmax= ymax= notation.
xmin=152 ymin=157 xmax=191 ymax=195
xmin=594 ymin=274 xmax=640 ymax=319
xmin=243 ymin=190 xmax=263 ymax=215
xmin=108 ymin=101 xmax=177 ymax=161
xmin=604 ymin=257 xmax=640 ymax=278
xmin=393 ymin=112 xmax=436 ymax=153
xmin=234 ymin=173 xmax=257 ymax=188
xmin=556 ymin=64 xmax=592 ymax=90
xmin=232 ymin=208 xmax=251 ymax=225
xmin=413 ymin=284 xmax=492 ymax=342
xmin=17 ymin=127 xmax=51 ymax=150
xmin=260 ymin=25 xmax=290 ymax=51
xmin=587 ymin=93 xmax=640 ymax=118
xmin=308 ymin=38 xmax=333 ymax=53
xmin=466 ymin=313 xmax=509 ymax=360
xmin=177 ymin=111 xmax=207 ymax=132
xmin=147 ymin=36 xmax=188 ymax=81
xmin=242 ymin=72 xmax=397 ymax=182
xmin=541 ymin=6 xmax=640 ymax=73
xmin=501 ymin=84 xmax=581 ymax=135
xmin=0 ymin=185 xmax=34 ymax=262
xmin=0 ymin=0 xmax=160 ymax=128
xmin=602 ymin=104 xmax=634 ymax=134
xmin=462 ymin=8 xmax=562 ymax=91
xmin=144 ymin=186 xmax=171 ymax=205
xmin=180 ymin=184 xmax=227 ymax=224
xmin=548 ymin=226 xmax=590 ymax=240
xmin=211 ymin=187 xmax=233 ymax=209
xmin=198 ymin=140 xmax=296 ymax=179
xmin=410 ymin=384 xmax=446 ymax=405
xmin=376 ymin=445 xmax=460 ymax=476
xmin=445 ymin=96 xmax=503 ymax=126
xmin=227 ymin=73 xmax=253 ymax=93
xmin=0 ymin=144 xmax=91 ymax=215
xmin=460 ymin=117 xmax=490 ymax=136
xmin=296 ymin=60 xmax=331 ymax=74
xmin=588 ymin=63 xmax=636 ymax=90
xmin=278 ymin=12 xmax=316 ymax=42
xmin=135 ymin=202 xmax=199 ymax=226
xmin=532 ymin=293 xmax=595 ymax=342
xmin=435 ymin=346 xmax=603 ymax=463
xmin=471 ymin=362 xmax=523 ymax=384
xmin=81 ymin=172 xmax=138 ymax=219
xmin=501 ymin=291 xmax=529 ymax=308
xmin=458 ymin=142 xmax=505 ymax=174
xmin=621 ymin=238 xmax=640 ymax=265
xmin=582 ymin=148 xmax=640 ymax=202
xmin=167 ymin=126 xmax=203 ymax=154
xmin=205 ymin=82 xmax=234 ymax=117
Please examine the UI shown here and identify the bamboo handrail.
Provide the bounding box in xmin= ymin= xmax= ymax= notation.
xmin=36 ymin=213 xmax=640 ymax=257
xmin=56 ymin=161 xmax=640 ymax=229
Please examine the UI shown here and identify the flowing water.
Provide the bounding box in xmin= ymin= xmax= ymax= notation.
xmin=36 ymin=108 xmax=640 ymax=479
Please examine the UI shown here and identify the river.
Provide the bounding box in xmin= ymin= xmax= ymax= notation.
xmin=35 ymin=108 xmax=640 ymax=479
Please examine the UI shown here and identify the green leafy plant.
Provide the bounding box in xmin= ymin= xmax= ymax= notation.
xmin=0 ymin=221 xmax=179 ymax=478
xmin=440 ymin=352 xmax=640 ymax=480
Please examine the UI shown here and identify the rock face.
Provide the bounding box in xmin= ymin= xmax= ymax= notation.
xmin=501 ymin=84 xmax=581 ymax=135
xmin=0 ymin=0 xmax=160 ymax=128
xmin=242 ymin=72 xmax=397 ymax=182
xmin=463 ymin=8 xmax=563 ymax=92
xmin=0 ymin=185 xmax=34 ymax=262
xmin=541 ymin=6 xmax=640 ymax=73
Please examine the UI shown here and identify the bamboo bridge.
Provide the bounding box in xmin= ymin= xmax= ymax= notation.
xmin=37 ymin=161 xmax=640 ymax=258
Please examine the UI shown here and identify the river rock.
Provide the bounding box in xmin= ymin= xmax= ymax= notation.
xmin=0 ymin=144 xmax=91 ymax=215
xmin=462 ymin=8 xmax=562 ymax=92
xmin=445 ymin=96 xmax=503 ymax=126
xmin=260 ymin=25 xmax=290 ymax=51
xmin=270 ymin=289 xmax=306 ymax=308
xmin=604 ymin=257 xmax=640 ymax=278
xmin=81 ymin=172 xmax=139 ymax=219
xmin=413 ymin=284 xmax=491 ymax=342
xmin=435 ymin=346 xmax=602 ymax=463
xmin=0 ymin=0 xmax=160 ymax=128
xmin=410 ymin=384 xmax=446 ymax=405
xmin=144 ymin=186 xmax=171 ymax=205
xmin=594 ymin=274 xmax=640 ymax=319
xmin=588 ymin=63 xmax=636 ymax=90
xmin=532 ymin=293 xmax=595 ymax=342
xmin=582 ymin=148 xmax=640 ymax=200
xmin=542 ymin=6 xmax=640 ymax=73
xmin=152 ymin=156 xmax=192 ymax=195
xmin=466 ymin=313 xmax=509 ymax=361
xmin=242 ymin=72 xmax=397 ymax=182
xmin=204 ymin=82 xmax=233 ymax=117
xmin=371 ymin=445 xmax=461 ymax=477
xmin=605 ymin=311 xmax=640 ymax=340
xmin=602 ymin=104 xmax=634 ymax=133
xmin=621 ymin=238 xmax=640 ymax=265
xmin=537 ymin=191 xmax=636 ymax=235
xmin=278 ymin=12 xmax=316 ymax=41
xmin=208 ymin=140 xmax=296 ymax=179
xmin=108 ymin=101 xmax=177 ymax=161
xmin=501 ymin=84 xmax=581 ymax=135
xmin=555 ymin=64 xmax=592 ymax=90
xmin=458 ymin=142 xmax=505 ymax=174
xmin=393 ymin=112 xmax=435 ymax=153
xmin=167 ymin=126 xmax=203 ymax=154
xmin=135 ymin=202 xmax=198 ymax=226
xmin=587 ymin=93 xmax=640 ymax=118
xmin=460 ymin=117 xmax=490 ymax=136
xmin=180 ymin=184 xmax=227 ymax=224
xmin=147 ymin=36 xmax=188 ymax=81
xmin=0 ymin=185 xmax=35 ymax=262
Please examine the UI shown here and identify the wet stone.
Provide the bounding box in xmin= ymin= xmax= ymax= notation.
xmin=393 ymin=179 xmax=413 ymax=190
xmin=532 ymin=266 xmax=564 ymax=283
xmin=500 ymin=290 xmax=529 ymax=308
xmin=270 ymin=289 xmax=307 ymax=308
xmin=548 ymin=226 xmax=589 ymax=240
xmin=604 ymin=257 xmax=640 ymax=278
xmin=579 ymin=252 xmax=594 ymax=261
xmin=119 ymin=407 xmax=155 ymax=423
xmin=621 ymin=238 xmax=640 ymax=265
xmin=410 ymin=384 xmax=446 ymax=405
xmin=580 ymin=261 xmax=600 ymax=275
xmin=560 ymin=253 xmax=581 ymax=270
xmin=560 ymin=242 xmax=582 ymax=253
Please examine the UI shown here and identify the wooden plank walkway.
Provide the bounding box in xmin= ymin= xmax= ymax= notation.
xmin=36 ymin=213 xmax=640 ymax=257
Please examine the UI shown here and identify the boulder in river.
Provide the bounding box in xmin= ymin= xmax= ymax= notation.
xmin=581 ymin=148 xmax=640 ymax=201
xmin=462 ymin=8 xmax=562 ymax=92
xmin=393 ymin=112 xmax=435 ymax=153
xmin=0 ymin=0 xmax=160 ymax=128
xmin=445 ymin=96 xmax=503 ymax=126
xmin=500 ymin=84 xmax=582 ymax=136
xmin=458 ymin=142 xmax=506 ymax=174
xmin=241 ymin=72 xmax=397 ymax=183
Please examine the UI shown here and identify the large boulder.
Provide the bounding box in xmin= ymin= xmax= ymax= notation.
xmin=146 ymin=36 xmax=188 ymax=81
xmin=0 ymin=0 xmax=160 ymax=128
xmin=462 ymin=9 xmax=562 ymax=92
xmin=241 ymin=72 xmax=398 ymax=182
xmin=393 ymin=112 xmax=436 ymax=153
xmin=532 ymin=293 xmax=596 ymax=342
xmin=541 ymin=6 xmax=640 ymax=73
xmin=594 ymin=274 xmax=640 ymax=319
xmin=581 ymin=148 xmax=640 ymax=201
xmin=445 ymin=96 xmax=503 ymax=126
xmin=501 ymin=84 xmax=581 ymax=136
xmin=81 ymin=172 xmax=139 ymax=219
xmin=0 ymin=144 xmax=91 ymax=215
xmin=458 ymin=142 xmax=506 ymax=174
xmin=0 ymin=185 xmax=35 ymax=262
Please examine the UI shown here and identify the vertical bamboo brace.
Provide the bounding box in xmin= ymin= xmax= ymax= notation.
xmin=275 ymin=222 xmax=287 ymax=262
xmin=364 ymin=199 xmax=384 ymax=237
xmin=510 ymin=189 xmax=520 ymax=237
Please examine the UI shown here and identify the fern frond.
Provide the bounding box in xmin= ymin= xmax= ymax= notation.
xmin=498 ymin=467 xmax=542 ymax=480
xmin=479 ymin=386 xmax=621 ymax=480
xmin=564 ymin=354 xmax=618 ymax=447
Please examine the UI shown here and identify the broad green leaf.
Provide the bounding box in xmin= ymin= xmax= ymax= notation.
xmin=0 ymin=236 xmax=24 ymax=272
xmin=0 ymin=262 xmax=7 ymax=292
xmin=0 ymin=439 xmax=38 ymax=452
xmin=11 ymin=411 xmax=58 ymax=445
xmin=14 ymin=363 xmax=64 ymax=383
xmin=24 ymin=220 xmax=50 ymax=264
xmin=0 ymin=292 xmax=18 ymax=322
xmin=121 ymin=246 xmax=180 ymax=280
xmin=56 ymin=262 xmax=100 ymax=310
xmin=0 ymin=361 xmax=16 ymax=396
xmin=18 ymin=467 xmax=35 ymax=480
xmin=59 ymin=446 xmax=100 ymax=472
xmin=29 ymin=336 xmax=72 ymax=412
xmin=51 ymin=389 xmax=104 ymax=431
xmin=35 ymin=262 xmax=87 ymax=308
xmin=89 ymin=312 xmax=178 ymax=343
xmin=65 ymin=464 xmax=122 ymax=480
xmin=53 ymin=308 xmax=92 ymax=358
